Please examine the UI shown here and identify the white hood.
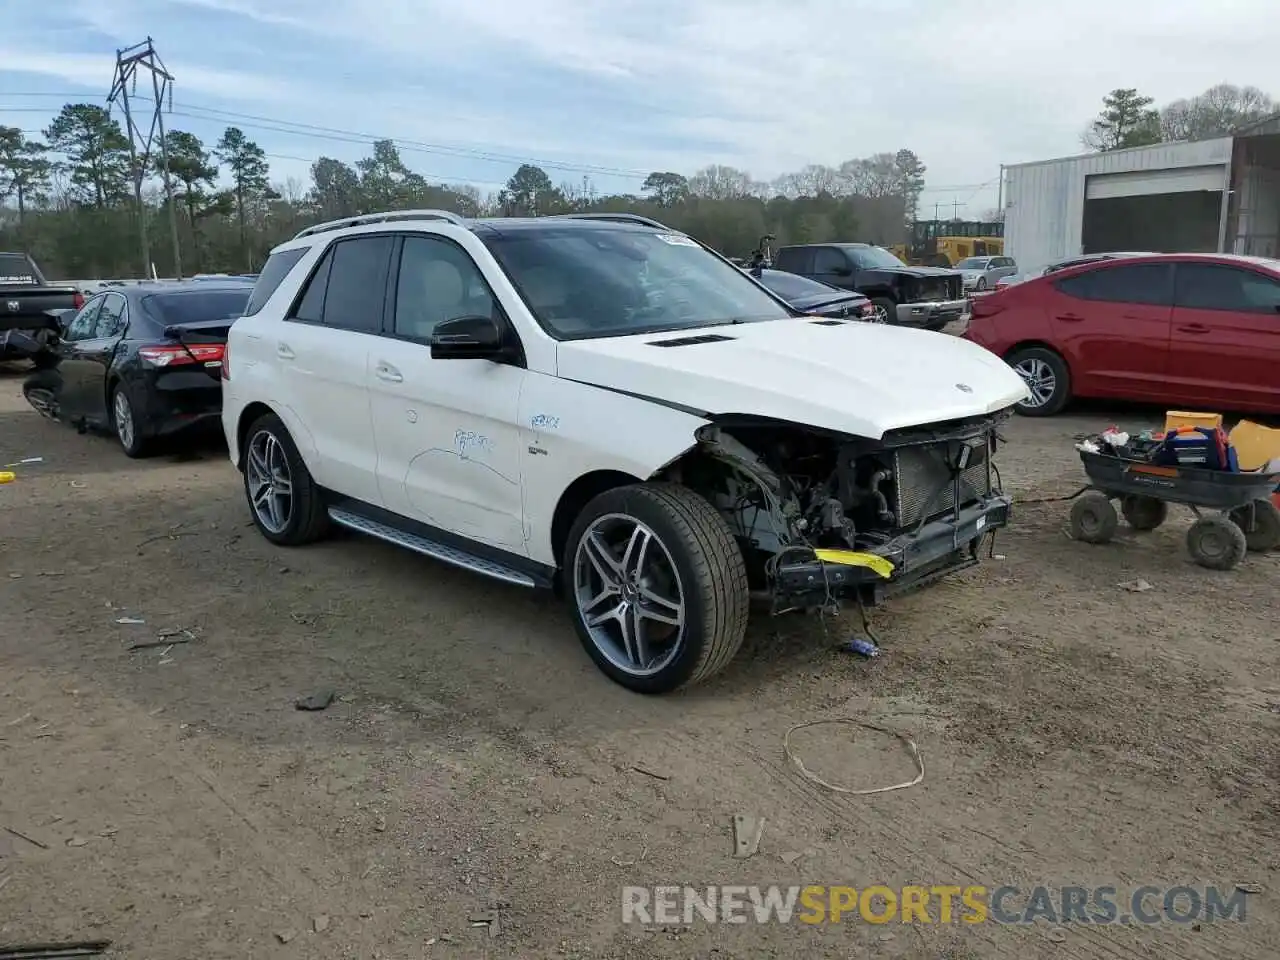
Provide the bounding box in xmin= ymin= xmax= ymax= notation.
xmin=555 ymin=319 xmax=1030 ymax=439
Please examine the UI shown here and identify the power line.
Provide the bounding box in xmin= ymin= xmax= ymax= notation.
xmin=1 ymin=90 xmax=653 ymax=180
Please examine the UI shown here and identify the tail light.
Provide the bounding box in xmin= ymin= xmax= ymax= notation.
xmin=72 ymin=292 xmax=85 ymax=309
xmin=138 ymin=344 xmax=225 ymax=367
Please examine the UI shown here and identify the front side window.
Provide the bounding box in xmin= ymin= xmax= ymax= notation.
xmin=483 ymin=227 xmax=794 ymax=340
xmin=64 ymin=297 xmax=103 ymax=340
xmin=955 ymin=257 xmax=991 ymax=270
xmin=1175 ymin=263 xmax=1280 ymax=313
xmin=392 ymin=236 xmax=498 ymax=341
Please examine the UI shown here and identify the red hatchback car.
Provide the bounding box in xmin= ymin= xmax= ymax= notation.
xmin=962 ymin=253 xmax=1280 ymax=416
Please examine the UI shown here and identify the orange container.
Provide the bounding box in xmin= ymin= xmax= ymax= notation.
xmin=1165 ymin=410 xmax=1223 ymax=433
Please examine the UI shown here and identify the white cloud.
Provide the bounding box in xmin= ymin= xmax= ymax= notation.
xmin=6 ymin=0 xmax=1280 ymax=208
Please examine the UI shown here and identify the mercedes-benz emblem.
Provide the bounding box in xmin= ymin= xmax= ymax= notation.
xmin=955 ymin=383 xmax=973 ymax=393
xmin=6 ymin=300 xmax=18 ymax=312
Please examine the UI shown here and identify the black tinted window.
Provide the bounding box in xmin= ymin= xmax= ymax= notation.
xmin=244 ymin=247 xmax=308 ymax=316
xmin=393 ymin=236 xmax=497 ymax=341
xmin=92 ymin=294 xmax=127 ymax=338
xmin=1174 ymin=263 xmax=1280 ymax=312
xmin=812 ymin=248 xmax=848 ymax=273
xmin=292 ymin=249 xmax=332 ymax=323
xmin=319 ymin=237 xmax=392 ymax=332
xmin=0 ymin=253 xmax=39 ymax=284
xmin=64 ymin=298 xmax=103 ymax=340
xmin=143 ymin=289 xmax=251 ymax=326
xmin=1054 ymin=263 xmax=1172 ymax=305
xmin=773 ymin=248 xmax=809 ymax=273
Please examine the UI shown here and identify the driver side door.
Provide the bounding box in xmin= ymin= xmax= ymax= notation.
xmin=61 ymin=292 xmax=128 ymax=427
xmin=369 ymin=233 xmax=529 ymax=551
xmin=53 ymin=295 xmax=105 ymax=422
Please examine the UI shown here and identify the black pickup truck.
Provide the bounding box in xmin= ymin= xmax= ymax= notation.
xmin=773 ymin=242 xmax=967 ymax=331
xmin=0 ymin=252 xmax=83 ymax=365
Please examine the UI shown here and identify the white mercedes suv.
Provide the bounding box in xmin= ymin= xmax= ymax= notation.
xmin=221 ymin=210 xmax=1028 ymax=693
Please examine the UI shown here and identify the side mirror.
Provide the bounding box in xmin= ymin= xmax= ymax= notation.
xmin=430 ymin=315 xmax=506 ymax=361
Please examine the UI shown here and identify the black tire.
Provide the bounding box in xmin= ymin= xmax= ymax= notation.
xmin=563 ymin=482 xmax=749 ymax=694
xmin=242 ymin=412 xmax=330 ymax=546
xmin=976 ymin=277 xmax=988 ymax=291
xmin=869 ymin=297 xmax=896 ymax=325
xmin=1229 ymin=498 xmax=1280 ymax=552
xmin=110 ymin=381 xmax=151 ymax=459
xmin=1069 ymin=491 xmax=1118 ymax=544
xmin=1006 ymin=346 xmax=1071 ymax=417
xmin=23 ymin=370 xmax=62 ymax=421
xmin=1121 ymin=495 xmax=1168 ymax=532
xmin=1186 ymin=515 xmax=1247 ymax=570
xmin=30 ymin=352 xmax=59 ymax=371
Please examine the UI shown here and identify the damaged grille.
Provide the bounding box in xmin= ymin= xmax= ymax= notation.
xmin=892 ymin=442 xmax=991 ymax=527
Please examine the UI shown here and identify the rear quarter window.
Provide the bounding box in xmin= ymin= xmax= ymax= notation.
xmin=242 ymin=246 xmax=310 ymax=316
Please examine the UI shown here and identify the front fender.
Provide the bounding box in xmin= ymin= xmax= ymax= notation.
xmin=517 ymin=372 xmax=709 ymax=566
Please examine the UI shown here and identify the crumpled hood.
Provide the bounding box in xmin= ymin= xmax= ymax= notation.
xmin=555 ymin=319 xmax=1031 ymax=439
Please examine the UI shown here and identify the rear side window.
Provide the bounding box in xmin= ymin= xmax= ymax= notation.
xmin=289 ymin=236 xmax=393 ymax=333
xmin=243 ymin=247 xmax=309 ymax=316
xmin=1174 ymin=263 xmax=1280 ymax=313
xmin=774 ymin=247 xmax=810 ymax=273
xmin=0 ymin=252 xmax=40 ymax=284
xmin=1054 ymin=263 xmax=1172 ymax=306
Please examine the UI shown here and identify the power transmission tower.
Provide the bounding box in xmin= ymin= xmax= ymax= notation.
xmin=108 ymin=38 xmax=183 ymax=279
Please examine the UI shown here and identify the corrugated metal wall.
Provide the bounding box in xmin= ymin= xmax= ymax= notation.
xmin=1232 ymin=136 xmax=1280 ymax=257
xmin=1004 ymin=138 xmax=1233 ymax=275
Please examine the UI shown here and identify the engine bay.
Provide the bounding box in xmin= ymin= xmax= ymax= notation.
xmin=665 ymin=415 xmax=1008 ymax=588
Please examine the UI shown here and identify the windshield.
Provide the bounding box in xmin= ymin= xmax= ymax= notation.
xmin=482 ymin=227 xmax=794 ymax=339
xmin=851 ymin=246 xmax=906 ymax=269
xmin=142 ymin=289 xmax=251 ymax=325
xmin=756 ymin=270 xmax=840 ymax=301
xmin=955 ymin=257 xmax=991 ymax=270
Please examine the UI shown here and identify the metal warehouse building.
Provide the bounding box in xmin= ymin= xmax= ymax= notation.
xmin=1003 ymin=113 xmax=1280 ymax=276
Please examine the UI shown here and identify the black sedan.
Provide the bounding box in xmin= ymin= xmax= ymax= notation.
xmin=749 ymin=268 xmax=876 ymax=320
xmin=22 ymin=280 xmax=252 ymax=457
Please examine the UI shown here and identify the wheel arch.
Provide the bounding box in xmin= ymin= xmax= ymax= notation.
xmin=1004 ymin=340 xmax=1073 ymax=376
xmin=550 ymin=469 xmax=645 ymax=571
xmin=236 ymin=401 xmax=282 ymax=472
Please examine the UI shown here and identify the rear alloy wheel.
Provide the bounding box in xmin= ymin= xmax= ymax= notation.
xmin=242 ymin=413 xmax=329 ymax=546
xmin=565 ymin=483 xmax=749 ymax=694
xmin=1007 ymin=346 xmax=1071 ymax=417
xmin=869 ymin=297 xmax=895 ymax=324
xmin=111 ymin=384 xmax=150 ymax=458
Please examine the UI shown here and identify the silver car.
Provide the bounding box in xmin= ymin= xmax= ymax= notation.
xmin=955 ymin=255 xmax=1018 ymax=293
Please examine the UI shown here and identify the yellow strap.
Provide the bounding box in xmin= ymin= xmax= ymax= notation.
xmin=812 ymin=549 xmax=895 ymax=579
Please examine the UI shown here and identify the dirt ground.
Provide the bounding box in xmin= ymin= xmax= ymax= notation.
xmin=1 ymin=360 xmax=1277 ymax=960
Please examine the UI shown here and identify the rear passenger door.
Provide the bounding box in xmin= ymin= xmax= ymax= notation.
xmin=1046 ymin=263 xmax=1174 ymax=401
xmin=279 ymin=235 xmax=393 ymax=506
xmin=811 ymin=248 xmax=855 ymax=290
xmin=1167 ymin=262 xmax=1280 ymax=410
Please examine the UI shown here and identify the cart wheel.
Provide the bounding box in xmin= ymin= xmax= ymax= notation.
xmin=1069 ymin=491 xmax=1118 ymax=544
xmin=1228 ymin=498 xmax=1280 ymax=552
xmin=1121 ymin=495 xmax=1168 ymax=531
xmin=1185 ymin=516 xmax=1248 ymax=570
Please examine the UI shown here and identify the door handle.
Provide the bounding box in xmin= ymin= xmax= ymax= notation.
xmin=1176 ymin=324 xmax=1210 ymax=334
xmin=276 ymin=342 xmax=296 ymax=359
xmin=1055 ymin=313 xmax=1084 ymax=322
xmin=375 ymin=362 xmax=403 ymax=383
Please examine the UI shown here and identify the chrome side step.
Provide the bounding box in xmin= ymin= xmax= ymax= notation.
xmin=327 ymin=507 xmax=538 ymax=588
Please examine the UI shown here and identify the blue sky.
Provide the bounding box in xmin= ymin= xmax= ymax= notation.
xmin=2 ymin=0 xmax=1278 ymax=214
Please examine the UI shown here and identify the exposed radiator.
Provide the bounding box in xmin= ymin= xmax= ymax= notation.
xmin=893 ymin=443 xmax=990 ymax=528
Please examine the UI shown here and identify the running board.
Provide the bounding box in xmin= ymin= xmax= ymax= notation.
xmin=327 ymin=508 xmax=538 ymax=588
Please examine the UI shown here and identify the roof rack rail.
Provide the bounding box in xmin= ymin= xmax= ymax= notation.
xmin=549 ymin=212 xmax=672 ymax=230
xmin=292 ymin=208 xmax=468 ymax=240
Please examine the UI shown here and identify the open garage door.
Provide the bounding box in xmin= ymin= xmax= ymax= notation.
xmin=1083 ymin=165 xmax=1225 ymax=254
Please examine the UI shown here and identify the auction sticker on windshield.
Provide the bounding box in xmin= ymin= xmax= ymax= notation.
xmin=655 ymin=234 xmax=699 ymax=246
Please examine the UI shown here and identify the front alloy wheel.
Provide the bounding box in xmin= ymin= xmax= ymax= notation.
xmin=574 ymin=514 xmax=686 ymax=678
xmin=246 ymin=429 xmax=294 ymax=535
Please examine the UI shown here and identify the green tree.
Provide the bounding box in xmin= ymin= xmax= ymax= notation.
xmin=216 ymin=126 xmax=272 ymax=269
xmin=498 ymin=163 xmax=565 ymax=215
xmin=0 ymin=126 xmax=52 ymax=223
xmin=356 ymin=139 xmax=430 ymax=210
xmin=310 ymin=156 xmax=362 ymax=218
xmin=156 ymin=130 xmax=227 ymax=269
xmin=43 ymin=103 xmax=131 ymax=207
xmin=1084 ymin=88 xmax=1162 ymax=151
xmin=642 ymin=171 xmax=689 ymax=205
xmin=1160 ymin=83 xmax=1275 ymax=141
xmin=893 ymin=149 xmax=927 ymax=224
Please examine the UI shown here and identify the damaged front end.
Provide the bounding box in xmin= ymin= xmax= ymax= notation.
xmin=663 ymin=411 xmax=1014 ymax=611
